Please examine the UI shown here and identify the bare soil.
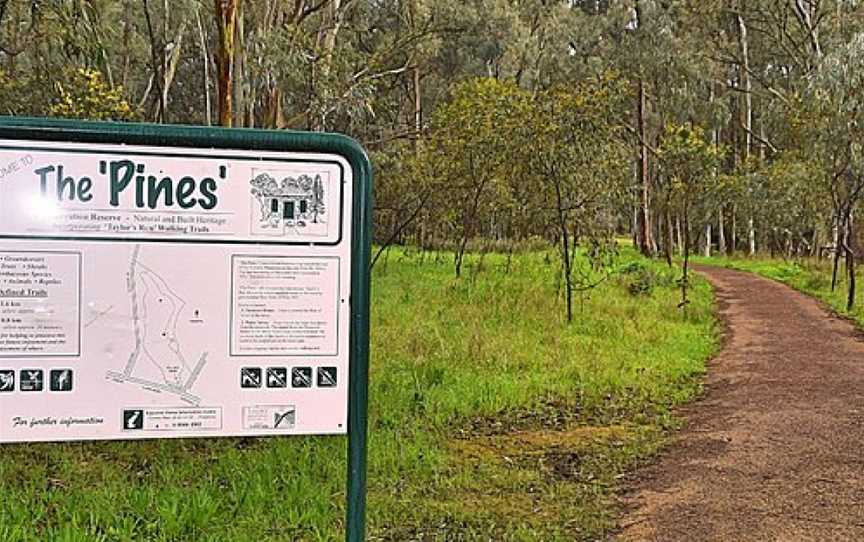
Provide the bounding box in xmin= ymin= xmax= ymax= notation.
xmin=617 ymin=265 xmax=864 ymax=541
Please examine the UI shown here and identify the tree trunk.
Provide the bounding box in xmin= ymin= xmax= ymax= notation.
xmin=737 ymin=10 xmax=753 ymax=159
xmin=214 ymin=0 xmax=240 ymax=127
xmin=738 ymin=9 xmax=756 ymax=256
xmin=681 ymin=208 xmax=691 ymax=313
xmin=665 ymin=212 xmax=674 ymax=268
xmin=141 ymin=0 xmax=165 ymax=122
xmin=554 ymin=182 xmax=574 ymax=323
xmin=233 ymin=2 xmax=246 ymax=127
xmin=812 ymin=227 xmax=820 ymax=259
xmin=122 ymin=1 xmax=132 ymax=88
xmin=161 ymin=0 xmax=169 ymax=121
xmin=704 ymin=221 xmax=712 ymax=258
xmin=731 ymin=204 xmax=737 ymax=253
xmin=847 ymin=212 xmax=856 ymax=310
xmin=632 ymin=159 xmax=640 ymax=249
xmin=637 ymin=78 xmax=654 ymax=256
xmin=370 ymin=190 xmax=433 ymax=270
xmin=832 ymin=245 xmax=841 ymax=291
xmin=833 ymin=213 xmax=845 ymax=291
xmin=769 ymin=229 xmax=776 ymax=258
xmin=560 ymin=225 xmax=573 ymax=323
xmin=413 ymin=65 xmax=422 ymax=154
xmin=156 ymin=21 xmax=187 ymax=123
xmin=455 ymin=175 xmax=489 ymax=278
xmin=455 ymin=235 xmax=469 ymax=278
xmin=749 ymin=217 xmax=756 ymax=255
xmin=710 ymin=85 xmax=725 ymax=258
xmin=848 ymin=248 xmax=856 ymax=311
xmin=195 ymin=7 xmax=212 ymax=126
xmin=676 ymin=216 xmax=683 ymax=257
xmin=314 ymin=0 xmax=346 ymax=131
xmin=793 ymin=0 xmax=823 ymax=63
xmin=633 ymin=0 xmax=653 ymax=257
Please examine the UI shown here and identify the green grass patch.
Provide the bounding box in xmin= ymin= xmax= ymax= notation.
xmin=0 ymin=249 xmax=718 ymax=541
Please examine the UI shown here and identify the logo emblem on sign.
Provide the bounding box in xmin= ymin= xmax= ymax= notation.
xmin=20 ymin=369 xmax=43 ymax=392
xmin=266 ymin=367 xmax=287 ymax=388
xmin=0 ymin=370 xmax=14 ymax=392
xmin=49 ymin=369 xmax=73 ymax=392
xmin=317 ymin=367 xmax=337 ymax=388
xmin=274 ymin=408 xmax=295 ymax=429
xmin=123 ymin=409 xmax=144 ymax=430
xmin=292 ymin=367 xmax=313 ymax=388
xmin=240 ymin=367 xmax=262 ymax=388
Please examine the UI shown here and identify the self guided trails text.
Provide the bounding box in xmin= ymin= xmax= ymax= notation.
xmin=34 ymin=160 xmax=225 ymax=210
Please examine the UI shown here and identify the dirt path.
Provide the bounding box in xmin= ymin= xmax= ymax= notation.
xmin=618 ymin=265 xmax=864 ymax=541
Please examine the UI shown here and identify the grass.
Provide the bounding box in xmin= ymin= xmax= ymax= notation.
xmin=0 ymin=248 xmax=719 ymax=541
xmin=693 ymin=253 xmax=864 ymax=326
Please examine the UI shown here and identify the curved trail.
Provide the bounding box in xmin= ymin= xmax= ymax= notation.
xmin=618 ymin=265 xmax=864 ymax=541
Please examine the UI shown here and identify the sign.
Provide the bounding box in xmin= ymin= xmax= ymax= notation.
xmin=0 ymin=118 xmax=371 ymax=539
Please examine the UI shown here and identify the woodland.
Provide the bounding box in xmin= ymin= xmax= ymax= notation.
xmin=1 ymin=0 xmax=863 ymax=315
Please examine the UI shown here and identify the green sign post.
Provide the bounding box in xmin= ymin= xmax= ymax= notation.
xmin=0 ymin=117 xmax=372 ymax=541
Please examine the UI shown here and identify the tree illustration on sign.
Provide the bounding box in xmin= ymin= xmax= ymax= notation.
xmin=311 ymin=174 xmax=326 ymax=223
xmin=250 ymin=173 xmax=280 ymax=226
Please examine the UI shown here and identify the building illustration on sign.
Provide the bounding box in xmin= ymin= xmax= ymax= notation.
xmin=105 ymin=245 xmax=208 ymax=405
xmin=249 ymin=172 xmax=328 ymax=237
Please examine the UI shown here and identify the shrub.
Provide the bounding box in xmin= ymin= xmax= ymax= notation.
xmin=618 ymin=261 xmax=657 ymax=296
xmin=49 ymin=68 xmax=138 ymax=121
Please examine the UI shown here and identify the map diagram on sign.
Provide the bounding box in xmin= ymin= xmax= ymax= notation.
xmin=106 ymin=245 xmax=208 ymax=405
xmin=249 ymin=171 xmax=329 ymax=238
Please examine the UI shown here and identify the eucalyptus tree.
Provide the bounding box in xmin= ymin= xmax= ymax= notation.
xmin=806 ymin=32 xmax=864 ymax=309
xmin=524 ymin=75 xmax=630 ymax=322
xmin=566 ymin=1 xmax=719 ymax=259
xmin=755 ymin=155 xmax=828 ymax=257
xmin=422 ymin=78 xmax=529 ymax=277
xmin=694 ymin=0 xmax=835 ymax=254
xmin=658 ymin=122 xmax=723 ymax=309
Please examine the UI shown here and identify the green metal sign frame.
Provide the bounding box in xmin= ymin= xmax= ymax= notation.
xmin=0 ymin=116 xmax=372 ymax=542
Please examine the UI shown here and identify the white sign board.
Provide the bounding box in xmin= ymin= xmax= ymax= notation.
xmin=0 ymin=138 xmax=352 ymax=442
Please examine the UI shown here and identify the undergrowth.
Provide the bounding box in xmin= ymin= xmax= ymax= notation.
xmin=0 ymin=248 xmax=718 ymax=541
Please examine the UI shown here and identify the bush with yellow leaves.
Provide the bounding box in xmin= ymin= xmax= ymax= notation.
xmin=48 ymin=68 xmax=138 ymax=121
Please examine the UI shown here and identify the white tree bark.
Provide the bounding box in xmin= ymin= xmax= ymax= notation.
xmin=793 ymin=0 xmax=823 ymax=62
xmin=704 ymin=222 xmax=712 ymax=258
xmin=749 ymin=217 xmax=756 ymax=255
xmin=195 ymin=7 xmax=211 ymax=126
xmin=712 ymin=84 xmax=725 ymax=257
xmin=738 ymin=9 xmax=756 ymax=255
